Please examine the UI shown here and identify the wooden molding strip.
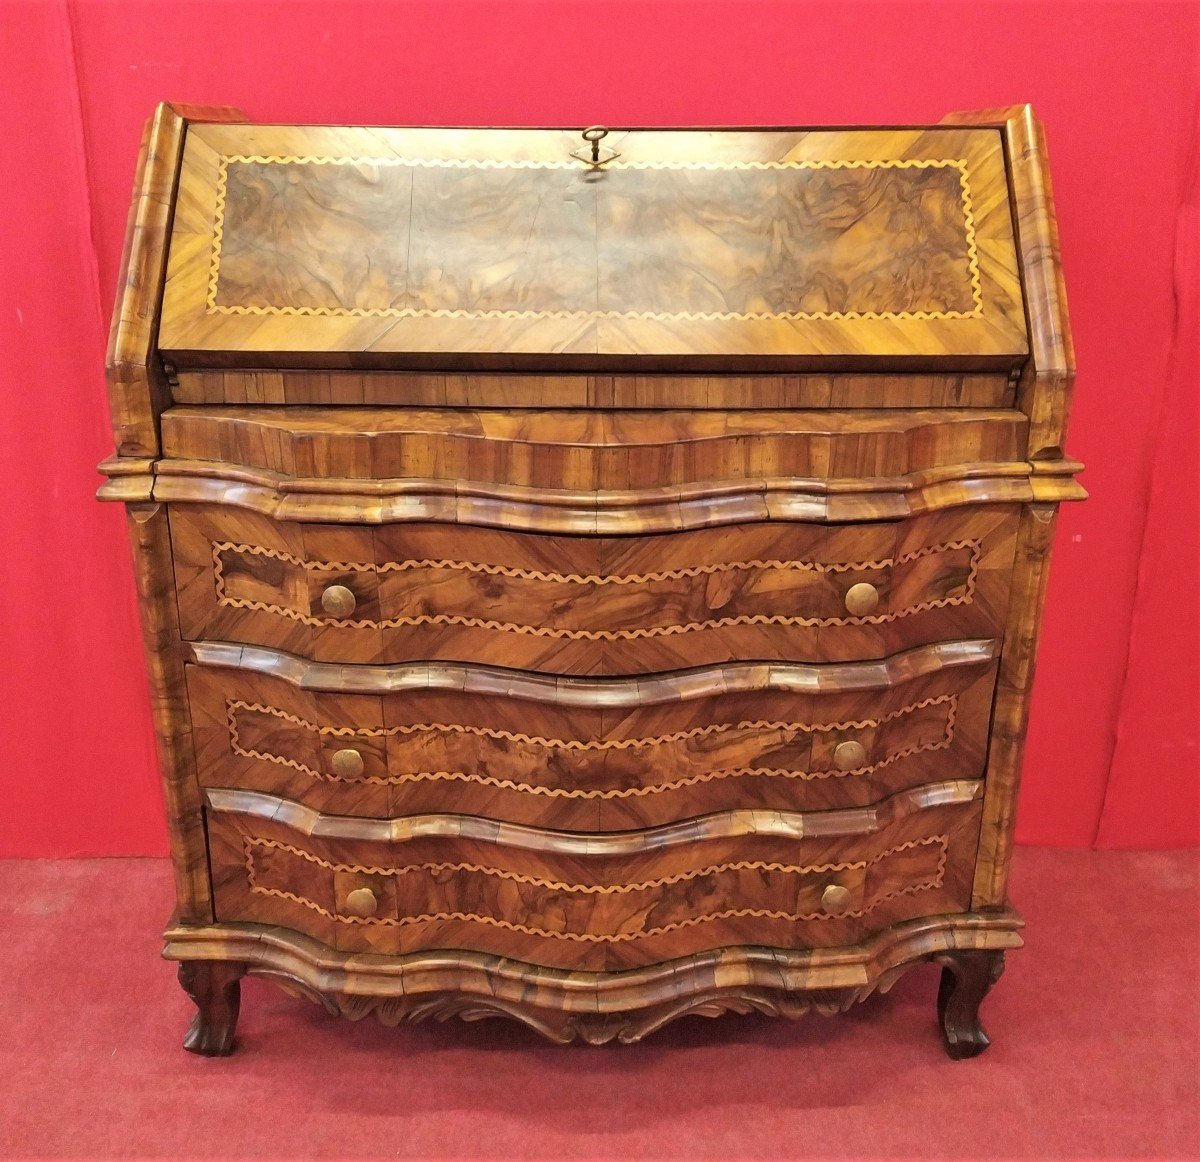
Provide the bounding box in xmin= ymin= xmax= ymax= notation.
xmin=98 ymin=456 xmax=1086 ymax=526
xmin=153 ymin=456 xmax=1082 ymax=499
xmin=204 ymin=779 xmax=984 ymax=851
xmin=185 ymin=637 xmax=999 ymax=700
xmin=162 ymin=910 xmax=1025 ymax=1012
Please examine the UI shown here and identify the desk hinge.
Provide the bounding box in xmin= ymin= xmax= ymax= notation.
xmin=161 ymin=358 xmax=180 ymax=389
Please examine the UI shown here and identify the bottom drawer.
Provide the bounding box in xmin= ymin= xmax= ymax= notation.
xmin=207 ymin=789 xmax=982 ymax=972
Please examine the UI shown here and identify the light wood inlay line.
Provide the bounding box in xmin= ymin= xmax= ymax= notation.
xmin=214 ymin=537 xmax=980 ymax=583
xmin=242 ymin=835 xmax=948 ymax=939
xmin=210 ymin=539 xmax=981 ymax=636
xmin=224 ymin=694 xmax=958 ymax=795
xmin=207 ymin=155 xmax=983 ymax=322
xmin=132 ymin=461 xmax=1087 ymax=527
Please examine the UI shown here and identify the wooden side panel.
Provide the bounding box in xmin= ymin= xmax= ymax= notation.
xmin=125 ymin=503 xmax=211 ymax=922
xmin=1007 ymin=108 xmax=1075 ymax=459
xmin=944 ymin=105 xmax=1075 ymax=458
xmin=105 ymin=103 xmax=246 ymax=459
xmin=972 ymin=502 xmax=1058 ymax=906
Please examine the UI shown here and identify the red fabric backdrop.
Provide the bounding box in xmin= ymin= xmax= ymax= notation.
xmin=1 ymin=0 xmax=1196 ymax=856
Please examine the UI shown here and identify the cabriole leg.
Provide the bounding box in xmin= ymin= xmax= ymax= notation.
xmin=934 ymin=950 xmax=1005 ymax=1060
xmin=178 ymin=960 xmax=246 ymax=1056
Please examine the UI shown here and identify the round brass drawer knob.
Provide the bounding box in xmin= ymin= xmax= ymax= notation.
xmin=344 ymin=887 xmax=378 ymax=918
xmin=320 ymin=584 xmax=357 ymax=618
xmin=821 ymin=883 xmax=853 ymax=914
xmin=844 ymin=581 xmax=880 ymax=616
xmin=331 ymin=748 xmax=365 ymax=778
xmin=833 ymin=740 xmax=867 ymax=771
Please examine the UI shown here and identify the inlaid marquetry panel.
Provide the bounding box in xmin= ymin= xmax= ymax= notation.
xmin=206 ymin=788 xmax=983 ymax=970
xmin=185 ymin=637 xmax=998 ymax=829
xmin=213 ymin=158 xmax=977 ymax=319
xmin=160 ymin=125 xmax=1026 ymax=367
xmin=170 ymin=504 xmax=1017 ymax=672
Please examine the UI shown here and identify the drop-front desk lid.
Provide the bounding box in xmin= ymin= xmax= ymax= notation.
xmin=158 ymin=124 xmax=1029 ymax=372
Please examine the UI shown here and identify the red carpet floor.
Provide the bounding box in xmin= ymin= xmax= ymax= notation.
xmin=0 ymin=848 xmax=1196 ymax=1160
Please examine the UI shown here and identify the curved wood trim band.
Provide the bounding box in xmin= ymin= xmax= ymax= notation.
xmin=204 ymin=779 xmax=984 ymax=851
xmin=163 ymin=910 xmax=1024 ymax=1014
xmin=185 ymin=637 xmax=999 ymax=700
xmin=100 ymin=459 xmax=1086 ymax=525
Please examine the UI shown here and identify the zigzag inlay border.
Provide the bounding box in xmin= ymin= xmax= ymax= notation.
xmin=242 ymin=834 xmax=949 ymax=940
xmin=205 ymin=154 xmax=983 ymax=322
xmin=224 ymin=694 xmax=958 ymax=796
xmin=210 ymin=539 xmax=982 ymax=637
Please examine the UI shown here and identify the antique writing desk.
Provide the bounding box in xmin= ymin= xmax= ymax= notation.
xmin=100 ymin=105 xmax=1081 ymax=1056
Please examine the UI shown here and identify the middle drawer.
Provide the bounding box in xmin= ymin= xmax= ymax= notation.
xmin=186 ymin=639 xmax=999 ymax=830
xmin=172 ymin=504 xmax=1018 ymax=673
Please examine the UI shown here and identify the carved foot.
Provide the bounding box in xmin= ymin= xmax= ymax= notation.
xmin=178 ymin=960 xmax=246 ymax=1056
xmin=934 ymin=950 xmax=1004 ymax=1059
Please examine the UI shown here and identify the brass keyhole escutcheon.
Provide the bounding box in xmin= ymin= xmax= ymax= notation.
xmin=571 ymin=125 xmax=620 ymax=169
xmin=582 ymin=125 xmax=608 ymax=163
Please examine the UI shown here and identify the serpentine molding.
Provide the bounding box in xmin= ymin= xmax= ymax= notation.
xmin=187 ymin=637 xmax=999 ymax=699
xmin=100 ymin=457 xmax=1088 ymax=526
xmin=204 ymin=779 xmax=983 ymax=850
xmin=162 ymin=911 xmax=1025 ymax=1044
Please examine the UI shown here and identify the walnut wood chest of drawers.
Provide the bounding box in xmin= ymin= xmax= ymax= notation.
xmin=99 ymin=103 xmax=1083 ymax=1056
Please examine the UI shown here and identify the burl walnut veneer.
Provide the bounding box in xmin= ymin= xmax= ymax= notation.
xmin=99 ymin=105 xmax=1082 ymax=1057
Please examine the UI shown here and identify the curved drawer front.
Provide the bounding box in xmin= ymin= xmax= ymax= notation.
xmin=206 ymin=788 xmax=983 ymax=971
xmin=172 ymin=504 xmax=1017 ymax=672
xmin=186 ymin=640 xmax=999 ymax=830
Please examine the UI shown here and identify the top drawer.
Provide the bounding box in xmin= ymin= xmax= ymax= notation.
xmin=158 ymin=123 xmax=1027 ymax=395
